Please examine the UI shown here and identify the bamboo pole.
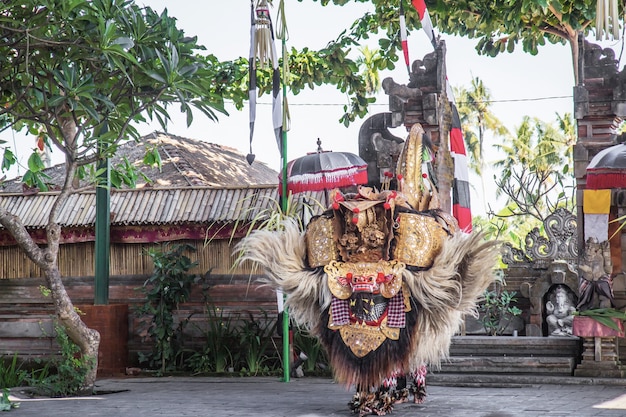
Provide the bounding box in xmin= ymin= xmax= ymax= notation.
xmin=278 ymin=0 xmax=290 ymax=383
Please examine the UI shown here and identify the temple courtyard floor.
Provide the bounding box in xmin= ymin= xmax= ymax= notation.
xmin=7 ymin=376 xmax=626 ymax=416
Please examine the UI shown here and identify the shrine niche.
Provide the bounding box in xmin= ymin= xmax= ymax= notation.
xmin=504 ymin=208 xmax=579 ymax=337
xmin=544 ymin=284 xmax=577 ymax=336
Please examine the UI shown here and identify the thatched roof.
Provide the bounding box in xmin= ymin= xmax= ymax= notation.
xmin=0 ymin=132 xmax=326 ymax=238
xmin=0 ymin=132 xmax=279 ymax=193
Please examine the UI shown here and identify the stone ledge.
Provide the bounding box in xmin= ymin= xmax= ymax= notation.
xmin=438 ymin=356 xmax=575 ymax=375
xmin=427 ymin=372 xmax=626 ymax=387
xmin=449 ymin=335 xmax=581 ymax=357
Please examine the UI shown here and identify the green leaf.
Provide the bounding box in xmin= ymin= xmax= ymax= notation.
xmin=1 ymin=148 xmax=16 ymax=171
xmin=589 ymin=316 xmax=622 ymax=331
xmin=27 ymin=152 xmax=45 ymax=173
xmin=110 ymin=170 xmax=122 ymax=189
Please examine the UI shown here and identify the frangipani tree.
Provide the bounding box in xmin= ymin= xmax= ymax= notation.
xmin=0 ymin=0 xmax=228 ymax=389
xmin=317 ymin=1 xmax=622 ymax=85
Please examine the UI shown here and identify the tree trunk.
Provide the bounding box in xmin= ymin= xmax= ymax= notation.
xmin=0 ymin=180 xmax=101 ymax=393
xmin=45 ymin=262 xmax=101 ymax=392
xmin=568 ymin=32 xmax=580 ymax=86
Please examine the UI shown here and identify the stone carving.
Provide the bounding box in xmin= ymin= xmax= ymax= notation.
xmin=501 ymin=244 xmax=532 ymax=265
xmin=502 ymin=208 xmax=577 ymax=266
xmin=407 ymin=52 xmax=439 ymax=91
xmin=526 ymin=208 xmax=578 ymax=262
xmin=381 ymin=78 xmax=422 ymax=102
xmin=577 ymin=238 xmax=615 ymax=311
xmin=545 ymin=284 xmax=577 ymax=336
xmin=583 ymin=40 xmax=619 ymax=79
xmin=357 ymin=112 xmax=405 ymax=188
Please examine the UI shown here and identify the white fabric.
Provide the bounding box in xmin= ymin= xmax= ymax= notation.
xmin=584 ymin=213 xmax=609 ymax=242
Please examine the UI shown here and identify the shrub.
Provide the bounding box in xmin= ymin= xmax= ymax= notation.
xmin=137 ymin=243 xmax=199 ymax=375
xmin=236 ymin=311 xmax=278 ymax=376
xmin=479 ymin=280 xmax=522 ymax=336
xmin=35 ymin=323 xmax=94 ymax=397
xmin=0 ymin=354 xmax=28 ymax=389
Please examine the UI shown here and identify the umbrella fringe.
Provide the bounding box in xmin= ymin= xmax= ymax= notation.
xmin=280 ymin=167 xmax=368 ymax=194
xmin=587 ymin=172 xmax=626 ymax=189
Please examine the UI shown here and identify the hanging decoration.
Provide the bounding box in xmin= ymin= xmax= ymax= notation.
xmin=596 ymin=0 xmax=621 ymax=40
xmin=247 ymin=0 xmax=283 ymax=165
xmin=583 ymin=189 xmax=611 ymax=242
xmin=276 ymin=0 xmax=291 ymax=133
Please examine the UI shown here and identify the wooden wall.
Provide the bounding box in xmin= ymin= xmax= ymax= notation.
xmin=0 ymin=238 xmax=256 ymax=279
xmin=0 ymin=238 xmax=278 ymax=366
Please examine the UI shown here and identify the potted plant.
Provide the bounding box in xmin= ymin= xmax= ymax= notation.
xmin=478 ymin=279 xmax=522 ymax=336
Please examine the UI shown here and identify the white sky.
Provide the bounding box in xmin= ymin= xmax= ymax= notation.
xmin=3 ymin=1 xmax=624 ymax=215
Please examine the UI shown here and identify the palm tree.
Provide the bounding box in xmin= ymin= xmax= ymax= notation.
xmin=356 ymin=46 xmax=383 ymax=95
xmin=454 ymin=77 xmax=508 ymax=212
xmin=493 ymin=114 xmax=575 ymax=225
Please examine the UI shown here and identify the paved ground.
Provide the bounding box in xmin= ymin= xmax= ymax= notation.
xmin=7 ymin=376 xmax=626 ymax=417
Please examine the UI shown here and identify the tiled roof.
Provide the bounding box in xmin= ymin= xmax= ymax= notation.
xmin=0 ymin=186 xmax=327 ymax=229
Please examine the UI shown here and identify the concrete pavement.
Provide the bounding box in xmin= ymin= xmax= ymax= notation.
xmin=8 ymin=376 xmax=626 ymax=417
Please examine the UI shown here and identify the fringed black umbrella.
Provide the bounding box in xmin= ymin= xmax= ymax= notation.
xmin=587 ymin=143 xmax=626 ymax=189
xmin=279 ymin=139 xmax=368 ymax=195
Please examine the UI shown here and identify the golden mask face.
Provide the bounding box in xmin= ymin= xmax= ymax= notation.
xmin=324 ymin=260 xmax=406 ymax=299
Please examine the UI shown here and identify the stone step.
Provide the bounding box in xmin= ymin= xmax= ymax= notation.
xmin=437 ymin=356 xmax=576 ymax=375
xmin=426 ymin=373 xmax=626 ymax=388
xmin=449 ymin=335 xmax=581 ymax=357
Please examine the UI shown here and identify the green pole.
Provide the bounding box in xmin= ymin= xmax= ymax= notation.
xmin=277 ymin=0 xmax=290 ymax=382
xmin=94 ymin=125 xmax=110 ymax=305
xmin=280 ymin=35 xmax=290 ymax=385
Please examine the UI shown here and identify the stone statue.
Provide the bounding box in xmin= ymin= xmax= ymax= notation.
xmin=577 ymin=238 xmax=614 ymax=311
xmin=546 ymin=285 xmax=576 ymax=336
xmin=357 ymin=112 xmax=405 ymax=188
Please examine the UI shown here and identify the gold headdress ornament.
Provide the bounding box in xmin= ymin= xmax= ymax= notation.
xmin=396 ymin=123 xmax=439 ymax=210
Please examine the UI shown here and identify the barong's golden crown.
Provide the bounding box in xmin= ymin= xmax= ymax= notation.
xmin=305 ymin=123 xmax=456 ymax=269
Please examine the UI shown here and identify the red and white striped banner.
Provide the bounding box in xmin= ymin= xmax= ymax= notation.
xmin=450 ymin=105 xmax=472 ymax=231
xmin=411 ymin=0 xmax=437 ymax=49
xmin=406 ymin=0 xmax=472 ymax=231
xmin=399 ymin=2 xmax=410 ymax=75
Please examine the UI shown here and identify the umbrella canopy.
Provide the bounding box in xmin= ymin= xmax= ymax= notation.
xmin=587 ymin=143 xmax=626 ymax=189
xmin=280 ymin=150 xmax=368 ymax=194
